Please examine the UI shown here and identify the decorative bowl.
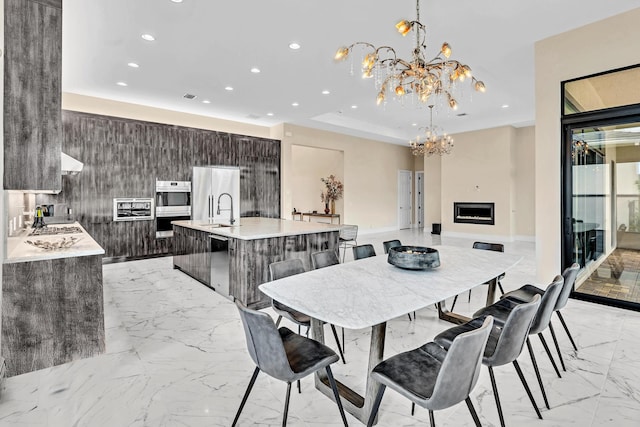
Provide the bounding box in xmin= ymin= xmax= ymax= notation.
xmin=387 ymin=246 xmax=440 ymax=270
xmin=25 ymin=236 xmax=82 ymax=251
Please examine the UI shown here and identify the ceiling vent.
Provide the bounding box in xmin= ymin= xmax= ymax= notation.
xmin=457 ymin=113 xmax=468 ymax=117
xmin=246 ymin=114 xmax=260 ymax=120
xmin=183 ymin=93 xmax=197 ymax=100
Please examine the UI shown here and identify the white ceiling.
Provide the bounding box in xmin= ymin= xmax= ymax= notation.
xmin=62 ymin=0 xmax=640 ymax=145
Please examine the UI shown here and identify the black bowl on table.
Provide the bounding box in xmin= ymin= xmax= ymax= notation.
xmin=387 ymin=246 xmax=440 ymax=270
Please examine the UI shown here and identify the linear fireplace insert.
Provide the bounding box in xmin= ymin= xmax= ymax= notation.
xmin=454 ymin=202 xmax=495 ymax=225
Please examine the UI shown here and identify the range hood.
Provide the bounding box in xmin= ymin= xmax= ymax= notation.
xmin=61 ymin=152 xmax=83 ymax=176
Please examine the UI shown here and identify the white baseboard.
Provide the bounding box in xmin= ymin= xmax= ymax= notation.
xmin=358 ymin=226 xmax=404 ymax=236
xmin=441 ymin=231 xmax=536 ymax=243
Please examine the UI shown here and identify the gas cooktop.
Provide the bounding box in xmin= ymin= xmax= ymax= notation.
xmin=28 ymin=226 xmax=83 ymax=236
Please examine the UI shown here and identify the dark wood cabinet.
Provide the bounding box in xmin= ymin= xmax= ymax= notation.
xmin=173 ymin=225 xmax=211 ymax=286
xmin=3 ymin=0 xmax=62 ymax=191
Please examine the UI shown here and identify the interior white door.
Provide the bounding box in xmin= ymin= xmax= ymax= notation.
xmin=398 ymin=170 xmax=412 ymax=229
xmin=415 ymin=171 xmax=424 ymax=228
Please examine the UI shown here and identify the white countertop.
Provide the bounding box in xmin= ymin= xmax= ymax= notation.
xmin=4 ymin=222 xmax=105 ymax=264
xmin=260 ymin=245 xmax=523 ymax=330
xmin=172 ymin=217 xmax=341 ymax=240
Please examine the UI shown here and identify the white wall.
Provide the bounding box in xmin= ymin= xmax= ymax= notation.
xmin=535 ymin=6 xmax=640 ymax=281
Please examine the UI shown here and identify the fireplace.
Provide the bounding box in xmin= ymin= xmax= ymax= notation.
xmin=454 ymin=202 xmax=495 ymax=225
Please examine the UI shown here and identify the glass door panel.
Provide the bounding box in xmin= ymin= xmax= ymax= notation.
xmin=569 ymin=121 xmax=640 ymax=307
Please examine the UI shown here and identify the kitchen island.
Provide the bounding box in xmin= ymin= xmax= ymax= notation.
xmin=2 ymin=223 xmax=105 ymax=377
xmin=172 ymin=218 xmax=341 ymax=309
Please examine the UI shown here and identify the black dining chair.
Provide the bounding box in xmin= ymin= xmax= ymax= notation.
xmin=501 ymin=263 xmax=580 ymax=372
xmin=473 ymin=275 xmax=564 ymax=410
xmin=233 ymin=302 xmax=348 ymax=427
xmin=366 ymin=316 xmax=494 ymax=427
xmin=352 ymin=244 xmax=376 ymax=260
xmin=451 ymin=241 xmax=506 ymax=311
xmin=269 ymin=259 xmax=346 ymax=366
xmin=435 ymin=295 xmax=542 ymax=427
xmin=382 ymin=239 xmax=402 ymax=254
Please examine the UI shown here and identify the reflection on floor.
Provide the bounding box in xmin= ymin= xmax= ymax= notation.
xmin=1 ymin=229 xmax=640 ymax=426
xmin=576 ymin=247 xmax=640 ymax=304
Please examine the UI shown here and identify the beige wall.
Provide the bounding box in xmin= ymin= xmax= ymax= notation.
xmin=62 ymin=93 xmax=271 ymax=139
xmin=515 ymin=126 xmax=536 ymax=238
xmin=535 ymin=7 xmax=640 ymax=281
xmin=424 ymin=155 xmax=442 ymax=230
xmin=290 ymin=145 xmax=344 ymax=217
xmin=278 ymin=123 xmax=416 ymax=232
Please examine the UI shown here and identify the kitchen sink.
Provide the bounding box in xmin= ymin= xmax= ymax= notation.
xmin=197 ymin=223 xmax=237 ymax=228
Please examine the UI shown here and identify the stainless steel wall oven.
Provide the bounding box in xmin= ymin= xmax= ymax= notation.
xmin=155 ymin=180 xmax=191 ymax=238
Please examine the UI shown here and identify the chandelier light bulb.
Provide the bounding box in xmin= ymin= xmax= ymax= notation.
xmin=396 ymin=20 xmax=412 ymax=36
xmin=449 ymin=98 xmax=458 ymax=110
xmin=475 ymin=81 xmax=486 ymax=92
xmin=395 ymin=85 xmax=406 ymax=96
xmin=377 ymin=92 xmax=386 ymax=105
xmin=334 ymin=47 xmax=349 ymax=61
xmin=441 ymin=42 xmax=452 ymax=58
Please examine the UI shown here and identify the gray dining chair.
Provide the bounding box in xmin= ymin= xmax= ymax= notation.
xmin=473 ymin=275 xmax=564 ymax=410
xmin=382 ymin=239 xmax=402 ymax=254
xmin=451 ymin=241 xmax=506 ymax=311
xmin=233 ymin=302 xmax=348 ymax=427
xmin=352 ymin=244 xmax=376 ymax=260
xmin=435 ymin=295 xmax=542 ymax=427
xmin=269 ymin=259 xmax=346 ymax=365
xmin=338 ymin=224 xmax=358 ymax=262
xmin=500 ymin=263 xmax=580 ymax=371
xmin=366 ymin=316 xmax=494 ymax=427
xmin=310 ymin=249 xmax=346 ymax=355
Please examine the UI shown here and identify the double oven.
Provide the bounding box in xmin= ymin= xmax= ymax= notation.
xmin=155 ymin=180 xmax=191 ymax=238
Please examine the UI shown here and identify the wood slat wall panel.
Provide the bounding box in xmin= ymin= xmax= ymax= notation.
xmin=38 ymin=111 xmax=280 ymax=259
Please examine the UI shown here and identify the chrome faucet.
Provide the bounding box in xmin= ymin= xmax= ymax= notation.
xmin=216 ymin=193 xmax=235 ymax=225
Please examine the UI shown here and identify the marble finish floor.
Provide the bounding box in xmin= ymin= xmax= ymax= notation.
xmin=1 ymin=230 xmax=640 ymax=426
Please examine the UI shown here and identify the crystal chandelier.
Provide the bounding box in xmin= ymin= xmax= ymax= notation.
xmin=410 ymin=105 xmax=454 ymax=156
xmin=334 ymin=0 xmax=485 ymax=109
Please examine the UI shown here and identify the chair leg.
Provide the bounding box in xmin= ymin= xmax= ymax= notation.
xmin=283 ymin=382 xmax=292 ymax=427
xmin=407 ymin=312 xmax=413 ymax=321
xmin=497 ymin=281 xmax=505 ymax=295
xmin=465 ymin=397 xmax=482 ymax=427
xmin=297 ymin=380 xmax=301 ymax=394
xmin=325 ymin=366 xmax=349 ymax=427
xmin=488 ymin=366 xmax=506 ymax=427
xmin=276 ymin=315 xmax=283 ymax=327
xmin=342 ymin=327 xmax=345 ymax=353
xmin=526 ymin=338 xmax=550 ymax=410
xmin=366 ymin=384 xmax=386 ymax=427
xmin=232 ymin=367 xmax=260 ymax=427
xmin=330 ymin=324 xmax=347 ymax=364
xmin=557 ymin=311 xmax=578 ymax=351
xmin=548 ymin=322 xmax=566 ymax=371
xmin=513 ymin=360 xmax=543 ymax=419
xmin=450 ymin=294 xmax=459 ymax=311
xmin=429 ymin=410 xmax=436 ymax=427
xmin=538 ymin=332 xmax=562 ymax=378
xmin=468 ymin=289 xmax=472 ymax=302
xmin=411 ymin=402 xmax=415 ymax=416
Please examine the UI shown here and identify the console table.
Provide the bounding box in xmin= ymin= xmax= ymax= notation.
xmin=292 ymin=212 xmax=341 ymax=224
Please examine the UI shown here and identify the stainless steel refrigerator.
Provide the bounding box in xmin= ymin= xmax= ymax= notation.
xmin=192 ymin=166 xmax=240 ymax=224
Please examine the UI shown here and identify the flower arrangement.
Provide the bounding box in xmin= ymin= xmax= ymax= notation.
xmin=320 ymin=174 xmax=344 ymax=202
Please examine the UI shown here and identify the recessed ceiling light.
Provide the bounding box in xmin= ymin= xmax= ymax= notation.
xmin=289 ymin=42 xmax=301 ymax=50
xmin=171 ymin=0 xmax=183 ymax=3
xmin=501 ymin=104 xmax=509 ymax=109
xmin=267 ymin=112 xmax=274 ymax=116
xmin=141 ymin=34 xmax=155 ymax=41
xmin=116 ymin=81 xmax=128 ymax=86
xmin=250 ymin=67 xmax=261 ymax=73
xmin=351 ymin=105 xmax=358 ymax=109
xmin=202 ymin=100 xmax=211 ymax=104
xmin=412 ymin=123 xmax=417 ymax=127
xmin=322 ymin=90 xmax=330 ymax=95
xmin=292 ymin=102 xmax=299 ymax=107
xmin=225 ymin=86 xmax=234 ymax=91
xmin=127 ymin=62 xmax=139 ymax=68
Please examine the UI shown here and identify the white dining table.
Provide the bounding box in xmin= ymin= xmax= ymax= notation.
xmin=259 ymin=245 xmax=522 ymax=424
